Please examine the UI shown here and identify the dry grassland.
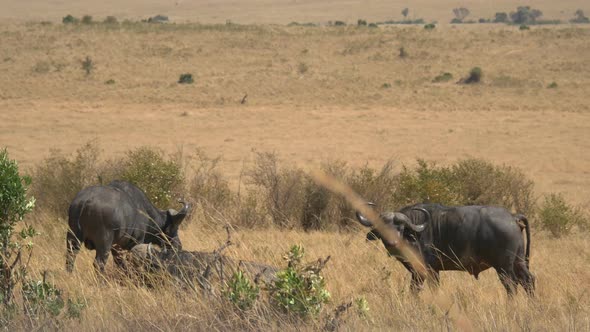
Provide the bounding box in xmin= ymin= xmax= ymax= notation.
xmin=1 ymin=4 xmax=590 ymax=330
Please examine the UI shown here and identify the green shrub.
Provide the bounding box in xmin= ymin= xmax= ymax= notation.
xmin=121 ymin=147 xmax=185 ymax=209
xmin=450 ymin=158 xmax=535 ymax=215
xmin=452 ymin=7 xmax=470 ymax=22
xmin=178 ymin=73 xmax=194 ymax=84
xmin=270 ymin=245 xmax=330 ymax=317
xmin=105 ymin=79 xmax=115 ymax=85
xmin=494 ymin=12 xmax=508 ymax=23
xmin=393 ymin=158 xmax=535 ymax=215
xmin=538 ymin=193 xmax=588 ymax=237
xmin=519 ymin=24 xmax=530 ymax=30
xmin=224 ymin=270 xmax=259 ymax=311
xmin=297 ymin=62 xmax=309 ymax=74
xmin=22 ymin=279 xmax=64 ymax=318
xmin=103 ymin=16 xmax=118 ymax=24
xmin=460 ymin=67 xmax=482 ymax=84
xmin=381 ymin=82 xmax=392 ymax=89
xmin=432 ymin=72 xmax=453 ymax=83
xmin=424 ymin=23 xmax=436 ymax=30
xmin=547 ymin=81 xmax=558 ymax=89
xmin=394 ymin=160 xmax=459 ymax=207
xmin=62 ymin=14 xmax=78 ymax=24
xmin=333 ymin=21 xmax=347 ymax=26
xmin=81 ymin=15 xmax=93 ymax=24
xmin=368 ymin=23 xmax=378 ymax=28
xmin=399 ymin=47 xmax=408 ymax=58
xmin=357 ymin=19 xmax=367 ymax=26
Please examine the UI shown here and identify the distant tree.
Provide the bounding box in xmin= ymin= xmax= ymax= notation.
xmin=402 ymin=8 xmax=409 ymax=18
xmin=494 ymin=12 xmax=508 ymax=23
xmin=571 ymin=9 xmax=590 ymax=23
xmin=452 ymin=7 xmax=470 ymax=22
xmin=510 ymin=6 xmax=543 ymax=24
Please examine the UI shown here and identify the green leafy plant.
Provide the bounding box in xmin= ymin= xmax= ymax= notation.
xmin=538 ymin=193 xmax=588 ymax=237
xmin=224 ymin=270 xmax=259 ymax=311
xmin=121 ymin=147 xmax=184 ymax=209
xmin=547 ymin=81 xmax=558 ymax=89
xmin=424 ymin=23 xmax=436 ymax=30
xmin=460 ymin=67 xmax=482 ymax=84
xmin=178 ymin=73 xmax=194 ymax=84
xmin=22 ymin=278 xmax=64 ymax=318
xmin=432 ymin=72 xmax=453 ymax=83
xmin=270 ymin=245 xmax=330 ymax=317
xmin=103 ymin=16 xmax=118 ymax=24
xmin=0 ymin=148 xmax=36 ymax=305
xmin=62 ymin=14 xmax=78 ymax=24
xmin=81 ymin=15 xmax=93 ymax=24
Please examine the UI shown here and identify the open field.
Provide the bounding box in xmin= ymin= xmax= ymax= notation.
xmin=1 ymin=2 xmax=590 ymax=329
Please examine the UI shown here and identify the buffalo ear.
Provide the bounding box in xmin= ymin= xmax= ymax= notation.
xmin=166 ymin=209 xmax=186 ymax=227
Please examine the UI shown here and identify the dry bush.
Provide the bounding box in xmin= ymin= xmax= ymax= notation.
xmin=31 ymin=141 xmax=104 ymax=218
xmin=538 ymin=193 xmax=589 ymax=237
xmin=188 ymin=149 xmax=233 ymax=213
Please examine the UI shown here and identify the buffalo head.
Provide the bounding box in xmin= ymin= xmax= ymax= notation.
xmin=356 ymin=203 xmax=429 ymax=249
xmin=162 ymin=200 xmax=190 ymax=250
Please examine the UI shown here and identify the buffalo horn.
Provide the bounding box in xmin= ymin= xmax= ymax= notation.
xmin=393 ymin=213 xmax=425 ymax=233
xmin=355 ymin=202 xmax=378 ymax=227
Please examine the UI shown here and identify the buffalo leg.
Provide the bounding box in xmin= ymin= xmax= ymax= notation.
xmin=66 ymin=232 xmax=81 ymax=272
xmin=515 ymin=261 xmax=535 ymax=296
xmin=94 ymin=250 xmax=110 ymax=273
xmin=495 ymin=266 xmax=518 ymax=296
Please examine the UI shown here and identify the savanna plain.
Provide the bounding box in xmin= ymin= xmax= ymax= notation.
xmin=1 ymin=0 xmax=590 ymax=330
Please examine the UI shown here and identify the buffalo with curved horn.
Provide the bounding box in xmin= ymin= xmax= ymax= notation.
xmin=66 ymin=180 xmax=190 ymax=272
xmin=357 ymin=202 xmax=535 ymax=296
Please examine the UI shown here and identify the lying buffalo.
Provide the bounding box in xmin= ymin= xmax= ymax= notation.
xmin=357 ymin=203 xmax=535 ymax=296
xmin=66 ymin=180 xmax=190 ymax=272
xmin=128 ymin=244 xmax=278 ymax=288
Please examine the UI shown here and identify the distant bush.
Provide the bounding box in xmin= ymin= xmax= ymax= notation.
xmin=357 ymin=19 xmax=367 ymax=26
xmin=32 ymin=142 xmax=103 ymax=218
xmin=424 ymin=23 xmax=436 ymax=30
xmin=538 ymin=193 xmax=588 ymax=237
xmin=81 ymin=15 xmax=93 ymax=24
xmin=393 ymin=158 xmax=535 ymax=215
xmin=178 ymin=73 xmax=194 ymax=84
xmin=103 ymin=16 xmax=118 ymax=24
xmin=547 ymin=82 xmax=558 ymax=89
xmin=398 ymin=47 xmax=408 ymax=58
xmin=381 ymin=82 xmax=392 ymax=89
xmin=378 ymin=19 xmax=425 ymax=25
xmin=432 ymin=72 xmax=453 ymax=83
xmin=368 ymin=23 xmax=378 ymax=28
xmin=105 ymin=79 xmax=115 ymax=85
xmin=189 ymin=149 xmax=232 ymax=212
xmin=62 ymin=14 xmax=78 ymax=24
xmin=147 ymin=15 xmax=169 ymax=23
xmin=519 ymin=24 xmax=530 ymax=30
xmin=510 ymin=6 xmax=543 ymax=24
xmin=333 ymin=21 xmax=346 ymax=26
xmin=571 ymin=9 xmax=590 ymax=23
xmin=460 ymin=67 xmax=482 ymax=84
xmin=297 ymin=62 xmax=309 ymax=74
xmin=494 ymin=12 xmax=509 ymax=23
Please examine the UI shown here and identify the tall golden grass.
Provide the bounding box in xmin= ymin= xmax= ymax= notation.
xmin=1 ymin=15 xmax=590 ymax=330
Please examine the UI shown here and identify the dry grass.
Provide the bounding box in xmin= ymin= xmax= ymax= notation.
xmin=1 ymin=2 xmax=590 ymax=329
xmin=22 ymin=213 xmax=590 ymax=331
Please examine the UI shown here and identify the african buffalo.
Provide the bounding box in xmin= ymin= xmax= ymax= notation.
xmin=66 ymin=180 xmax=190 ymax=272
xmin=128 ymin=244 xmax=279 ymax=288
xmin=357 ymin=203 xmax=535 ymax=296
